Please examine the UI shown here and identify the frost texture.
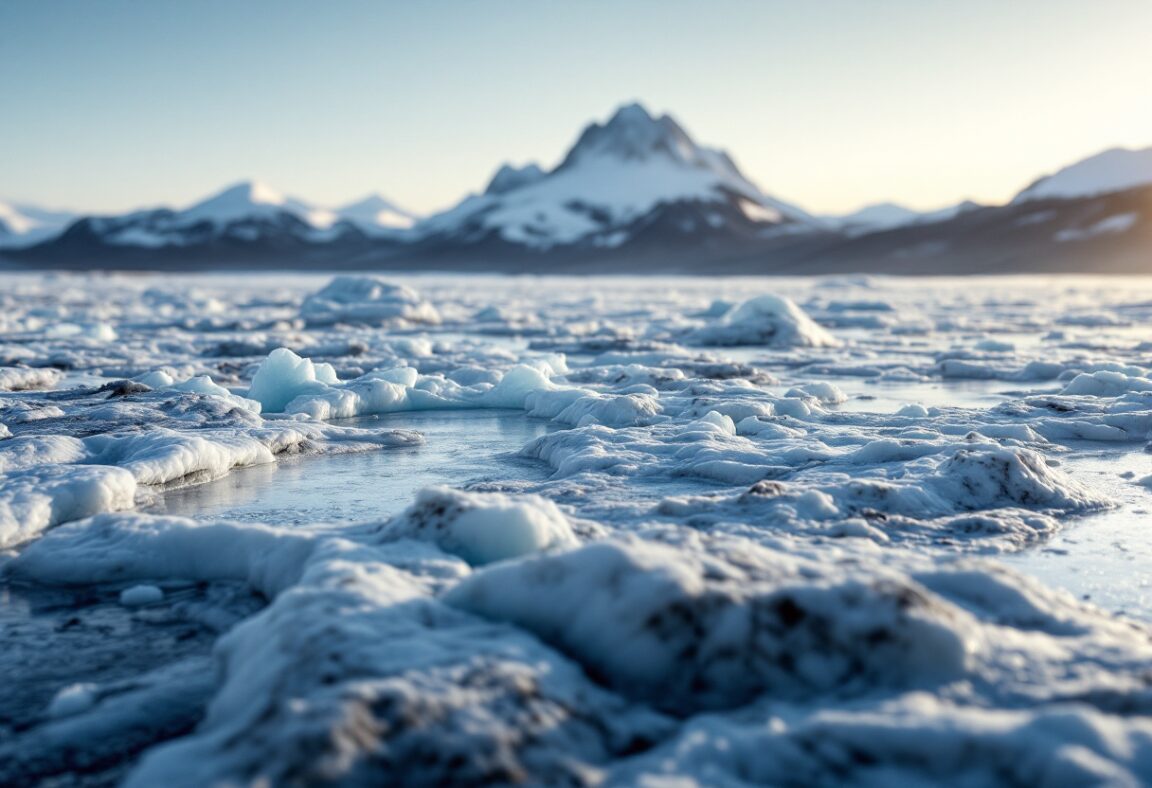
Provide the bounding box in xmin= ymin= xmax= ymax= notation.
xmin=4 ymin=273 xmax=1152 ymax=785
xmin=447 ymin=540 xmax=971 ymax=713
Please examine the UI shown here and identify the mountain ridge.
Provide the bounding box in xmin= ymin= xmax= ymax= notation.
xmin=4 ymin=102 xmax=1150 ymax=273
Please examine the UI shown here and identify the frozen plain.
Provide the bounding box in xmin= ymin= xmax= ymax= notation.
xmin=3 ymin=272 xmax=1152 ymax=785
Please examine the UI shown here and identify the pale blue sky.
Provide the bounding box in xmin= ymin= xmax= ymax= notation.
xmin=2 ymin=0 xmax=1150 ymax=216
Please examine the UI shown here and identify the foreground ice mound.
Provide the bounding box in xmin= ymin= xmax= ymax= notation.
xmin=0 ymin=465 xmax=136 ymax=547
xmin=687 ymin=294 xmax=838 ymax=347
xmin=7 ymin=511 xmax=664 ymax=787
xmin=301 ymin=276 xmax=441 ymax=327
xmin=615 ymin=694 xmax=1152 ymax=786
xmin=379 ymin=486 xmax=580 ymax=565
xmin=447 ymin=539 xmax=970 ymax=713
xmin=930 ymin=447 xmax=1106 ymax=511
xmin=11 ymin=496 xmax=1152 ymax=785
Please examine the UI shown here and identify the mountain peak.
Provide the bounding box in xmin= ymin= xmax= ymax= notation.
xmin=337 ymin=193 xmax=418 ymax=230
xmin=608 ymin=101 xmax=656 ymax=125
xmin=340 ymin=193 xmax=399 ymax=212
xmin=179 ymin=180 xmax=342 ymax=227
xmin=1013 ymin=145 xmax=1152 ymax=203
xmin=558 ymin=102 xmax=698 ymax=169
xmin=218 ymin=180 xmax=285 ymax=205
xmin=485 ymin=163 xmax=546 ymax=195
xmin=0 ymin=200 xmax=78 ymax=248
xmin=183 ymin=180 xmax=287 ymax=220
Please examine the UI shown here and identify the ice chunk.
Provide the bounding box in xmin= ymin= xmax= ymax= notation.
xmin=119 ymin=584 xmax=164 ymax=606
xmin=547 ymin=392 xmax=663 ymax=427
xmin=786 ymin=381 xmax=848 ymax=404
xmin=446 ymin=539 xmax=970 ymax=713
xmin=83 ymin=429 xmax=281 ymax=486
xmin=300 ymin=276 xmax=441 ymax=326
xmin=0 ymin=465 xmax=137 ymax=548
xmin=0 ymin=367 xmax=62 ymax=392
xmin=9 ymin=513 xmax=320 ymax=597
xmin=246 ymin=347 xmax=337 ymax=412
xmin=168 ymin=375 xmax=261 ymax=413
xmin=253 ymin=349 xmax=570 ymax=420
xmin=1061 ymin=370 xmax=1152 ymax=397
xmin=379 ymin=487 xmax=579 ymax=565
xmin=45 ymin=322 xmax=118 ymax=342
xmin=686 ymin=294 xmax=838 ymax=347
xmin=930 ymin=448 xmax=1108 ymax=511
xmin=135 ymin=370 xmax=175 ymax=388
xmin=47 ymin=683 xmax=99 ymax=719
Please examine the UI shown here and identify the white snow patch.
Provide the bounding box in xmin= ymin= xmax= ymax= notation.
xmin=379 ymin=487 xmax=579 ymax=565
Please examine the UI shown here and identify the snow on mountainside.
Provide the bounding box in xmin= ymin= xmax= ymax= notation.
xmin=414 ymin=102 xmax=816 ymax=249
xmin=824 ymin=200 xmax=982 ymax=235
xmin=55 ymin=182 xmax=421 ymax=250
xmin=179 ymin=181 xmax=338 ymax=228
xmin=1013 ymin=146 xmax=1152 ymax=203
xmin=75 ymin=181 xmax=352 ymax=249
xmin=0 ymin=201 xmax=76 ymax=248
xmin=337 ymin=194 xmax=421 ymax=232
xmin=6 ymin=111 xmax=1148 ymax=271
xmin=826 ymin=202 xmax=920 ymax=232
xmin=485 ymin=164 xmax=546 ymax=196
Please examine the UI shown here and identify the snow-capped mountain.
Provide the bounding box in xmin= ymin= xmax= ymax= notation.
xmin=5 ymin=106 xmax=1148 ymax=273
xmin=0 ymin=201 xmax=76 ymax=248
xmin=484 ymin=164 xmax=546 ymax=196
xmin=178 ymin=181 xmax=338 ymax=228
xmin=336 ymin=194 xmax=420 ymax=232
xmin=1013 ymin=146 xmax=1152 ymax=203
xmin=52 ymin=181 xmax=357 ymax=252
xmin=19 ymin=182 xmax=423 ymax=260
xmin=413 ymin=102 xmax=816 ymax=251
xmin=824 ymin=200 xmax=982 ymax=236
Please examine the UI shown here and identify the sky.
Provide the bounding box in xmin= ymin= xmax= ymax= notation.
xmin=2 ymin=0 xmax=1150 ymax=217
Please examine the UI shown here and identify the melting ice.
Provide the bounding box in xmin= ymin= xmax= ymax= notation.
xmin=3 ymin=272 xmax=1152 ymax=785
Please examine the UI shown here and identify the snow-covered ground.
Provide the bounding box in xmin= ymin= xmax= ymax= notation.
xmin=4 ymin=272 xmax=1152 ymax=785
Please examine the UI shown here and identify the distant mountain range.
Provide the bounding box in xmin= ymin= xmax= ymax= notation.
xmin=3 ymin=103 xmax=1150 ymax=273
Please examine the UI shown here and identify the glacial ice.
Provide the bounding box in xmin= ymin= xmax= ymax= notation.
xmin=4 ymin=272 xmax=1152 ymax=784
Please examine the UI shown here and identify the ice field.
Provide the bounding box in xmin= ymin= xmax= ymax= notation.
xmin=4 ymin=272 xmax=1152 ymax=785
